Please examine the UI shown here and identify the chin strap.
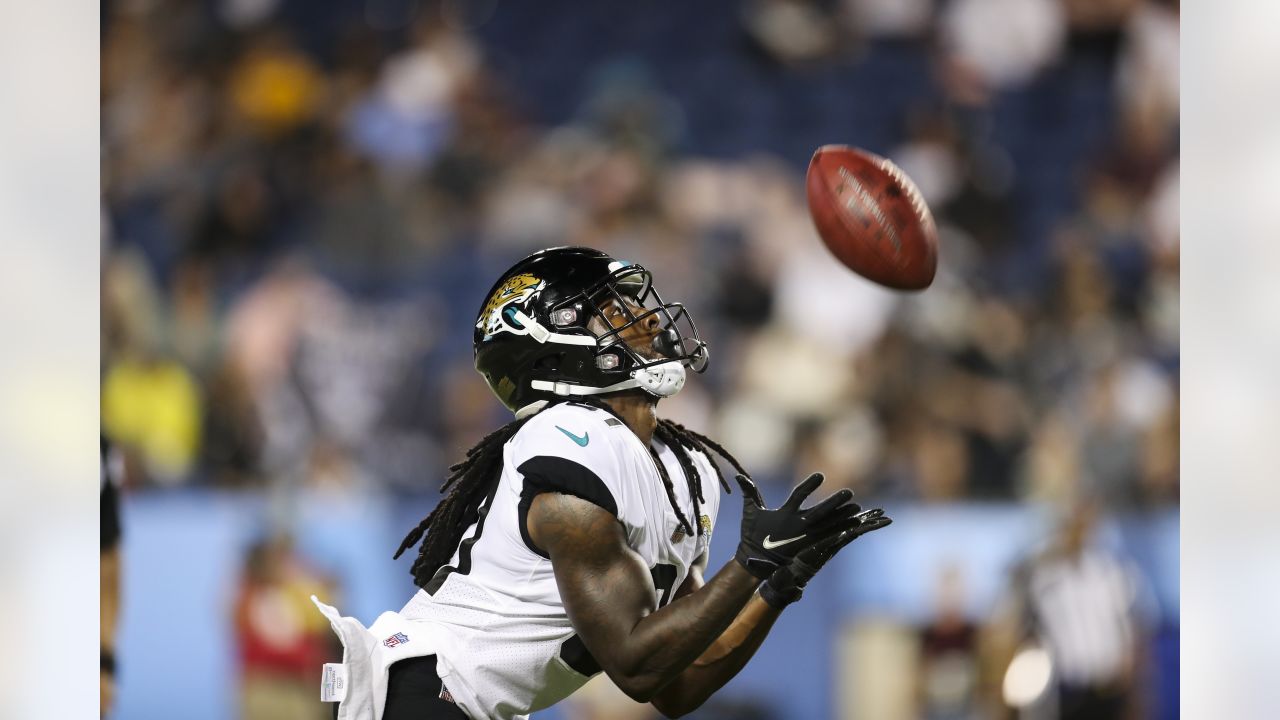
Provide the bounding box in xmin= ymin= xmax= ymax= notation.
xmin=528 ymin=361 xmax=687 ymax=403
xmin=631 ymin=360 xmax=687 ymax=397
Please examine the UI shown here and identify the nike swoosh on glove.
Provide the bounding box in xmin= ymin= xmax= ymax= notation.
xmin=759 ymin=507 xmax=893 ymax=608
xmin=733 ymin=473 xmax=863 ymax=580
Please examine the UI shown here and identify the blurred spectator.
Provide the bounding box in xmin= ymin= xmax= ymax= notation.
xmin=101 ymin=437 xmax=125 ymax=717
xmin=1061 ymin=0 xmax=1144 ymax=34
xmin=940 ymin=0 xmax=1065 ymax=104
xmin=911 ymin=420 xmax=971 ymax=502
xmin=842 ymin=0 xmax=934 ymax=40
xmin=1137 ymin=401 xmax=1178 ymax=505
xmin=227 ymin=29 xmax=325 ymax=136
xmin=742 ymin=0 xmax=839 ymax=66
xmin=1117 ymin=0 xmax=1178 ymax=134
xmin=101 ymin=350 xmax=202 ymax=485
xmin=234 ymin=535 xmax=334 ymax=720
xmin=990 ymin=501 xmax=1151 ymax=720
xmin=1018 ymin=411 xmax=1085 ymax=504
xmin=793 ymin=407 xmax=885 ymax=493
xmin=344 ymin=18 xmax=478 ymax=175
xmin=916 ymin=565 xmax=981 ymax=720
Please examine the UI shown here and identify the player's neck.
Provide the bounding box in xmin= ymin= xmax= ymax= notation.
xmin=601 ymin=394 xmax=658 ymax=446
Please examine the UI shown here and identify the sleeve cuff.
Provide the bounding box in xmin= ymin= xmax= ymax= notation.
xmin=518 ymin=456 xmax=619 ymax=558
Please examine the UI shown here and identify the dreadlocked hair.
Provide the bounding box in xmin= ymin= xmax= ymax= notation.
xmin=653 ymin=417 xmax=745 ymax=538
xmin=574 ymin=397 xmax=745 ymax=540
xmin=394 ymin=398 xmax=753 ymax=588
xmin=394 ymin=416 xmax=533 ymax=588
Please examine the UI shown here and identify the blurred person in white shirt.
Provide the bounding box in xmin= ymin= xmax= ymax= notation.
xmin=991 ymin=499 xmax=1151 ymax=719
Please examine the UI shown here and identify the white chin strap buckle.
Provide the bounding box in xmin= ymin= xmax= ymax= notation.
xmin=526 ymin=360 xmax=687 ymax=407
xmin=631 ymin=361 xmax=686 ymax=398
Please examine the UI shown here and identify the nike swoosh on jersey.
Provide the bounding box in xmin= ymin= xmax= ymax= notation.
xmin=555 ymin=426 xmax=590 ymax=447
xmin=761 ymin=534 xmax=804 ymax=550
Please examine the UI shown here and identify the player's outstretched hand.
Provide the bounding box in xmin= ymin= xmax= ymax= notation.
xmin=733 ymin=473 xmax=863 ymax=580
xmin=759 ymin=507 xmax=893 ymax=609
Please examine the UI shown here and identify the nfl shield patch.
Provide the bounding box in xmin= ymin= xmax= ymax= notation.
xmin=383 ymin=632 xmax=410 ymax=648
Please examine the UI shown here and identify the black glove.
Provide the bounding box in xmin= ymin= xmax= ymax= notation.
xmin=734 ymin=473 xmax=863 ymax=580
xmin=759 ymin=507 xmax=893 ymax=609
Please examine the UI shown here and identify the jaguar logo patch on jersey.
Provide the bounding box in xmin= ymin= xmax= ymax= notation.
xmin=672 ymin=514 xmax=712 ymax=544
xmin=478 ymin=273 xmax=543 ymax=337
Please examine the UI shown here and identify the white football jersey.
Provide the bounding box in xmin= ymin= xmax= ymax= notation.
xmin=400 ymin=402 xmax=723 ymax=720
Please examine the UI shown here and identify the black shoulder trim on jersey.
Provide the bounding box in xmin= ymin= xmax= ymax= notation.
xmin=424 ymin=477 xmax=502 ymax=595
xmin=558 ymin=634 xmax=602 ymax=677
xmin=517 ymin=456 xmax=619 ymax=559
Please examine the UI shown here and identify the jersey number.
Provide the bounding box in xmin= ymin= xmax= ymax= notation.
xmin=650 ymin=563 xmax=678 ymax=608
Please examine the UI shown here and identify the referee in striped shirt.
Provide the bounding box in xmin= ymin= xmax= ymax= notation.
xmin=998 ymin=500 xmax=1149 ymax=720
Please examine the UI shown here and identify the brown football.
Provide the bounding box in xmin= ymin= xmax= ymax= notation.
xmin=805 ymin=145 xmax=938 ymax=291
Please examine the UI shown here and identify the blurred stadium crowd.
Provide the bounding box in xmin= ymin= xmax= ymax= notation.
xmin=101 ymin=0 xmax=1178 ymax=510
xmin=100 ymin=0 xmax=1178 ymax=718
xmin=102 ymin=0 xmax=1177 ymax=512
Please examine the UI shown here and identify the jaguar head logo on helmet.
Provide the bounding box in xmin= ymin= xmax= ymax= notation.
xmin=473 ymin=246 xmax=710 ymax=417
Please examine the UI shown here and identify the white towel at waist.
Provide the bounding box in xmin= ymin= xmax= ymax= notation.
xmin=312 ymin=595 xmax=452 ymax=720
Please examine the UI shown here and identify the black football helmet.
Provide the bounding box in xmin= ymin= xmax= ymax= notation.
xmin=474 ymin=246 xmax=709 ymax=417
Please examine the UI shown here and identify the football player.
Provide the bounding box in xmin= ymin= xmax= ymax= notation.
xmin=316 ymin=247 xmax=892 ymax=719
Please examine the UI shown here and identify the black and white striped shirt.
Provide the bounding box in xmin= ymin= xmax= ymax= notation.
xmin=1021 ymin=549 xmax=1144 ymax=686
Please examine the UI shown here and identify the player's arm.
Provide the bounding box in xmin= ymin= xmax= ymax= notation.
xmin=529 ymin=493 xmax=760 ymax=703
xmin=529 ymin=472 xmax=866 ymax=704
xmin=646 ymin=555 xmax=780 ymax=717
xmin=649 ymin=510 xmax=893 ymax=717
